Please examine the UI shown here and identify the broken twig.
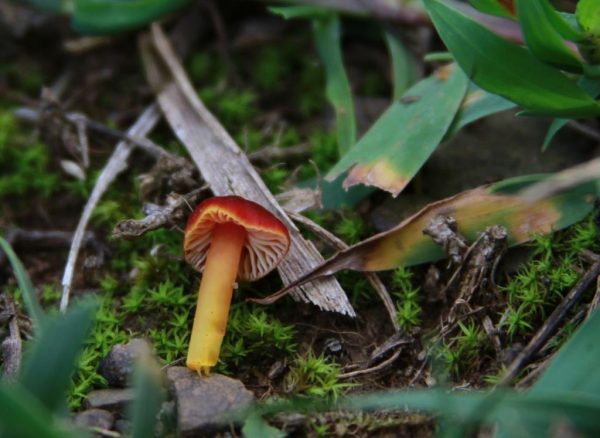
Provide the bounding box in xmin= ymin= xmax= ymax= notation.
xmin=112 ymin=185 xmax=208 ymax=239
xmin=1 ymin=294 xmax=22 ymax=379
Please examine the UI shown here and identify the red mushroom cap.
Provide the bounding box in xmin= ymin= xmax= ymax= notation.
xmin=184 ymin=196 xmax=290 ymax=281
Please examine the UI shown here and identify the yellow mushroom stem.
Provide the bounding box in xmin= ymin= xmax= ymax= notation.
xmin=186 ymin=222 xmax=247 ymax=375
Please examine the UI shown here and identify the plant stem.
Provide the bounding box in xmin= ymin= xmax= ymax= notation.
xmin=186 ymin=222 xmax=246 ymax=374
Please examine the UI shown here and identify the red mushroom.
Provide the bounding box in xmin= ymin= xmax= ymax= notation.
xmin=183 ymin=196 xmax=290 ymax=374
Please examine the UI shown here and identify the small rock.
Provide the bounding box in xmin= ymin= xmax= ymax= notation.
xmin=74 ymin=408 xmax=114 ymax=430
xmin=99 ymin=338 xmax=151 ymax=387
xmin=85 ymin=388 xmax=135 ymax=412
xmin=166 ymin=367 xmax=254 ymax=437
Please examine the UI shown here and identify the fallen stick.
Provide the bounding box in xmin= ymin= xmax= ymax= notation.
xmin=142 ymin=23 xmax=355 ymax=316
xmin=60 ymin=104 xmax=161 ymax=311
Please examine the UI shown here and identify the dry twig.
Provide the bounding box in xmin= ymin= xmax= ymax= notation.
xmin=1 ymin=294 xmax=22 ymax=379
xmin=112 ymin=185 xmax=209 ymax=239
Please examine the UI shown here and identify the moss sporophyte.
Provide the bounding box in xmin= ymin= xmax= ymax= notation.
xmin=183 ymin=196 xmax=290 ymax=374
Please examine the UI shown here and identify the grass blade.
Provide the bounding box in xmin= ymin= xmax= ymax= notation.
xmin=327 ymin=64 xmax=468 ymax=196
xmin=72 ymin=0 xmax=189 ymax=35
xmin=531 ymin=307 xmax=600 ymax=397
xmin=313 ymin=14 xmax=356 ymax=155
xmin=0 ymin=236 xmax=44 ymax=329
xmin=468 ymin=0 xmax=515 ymax=18
xmin=242 ymin=412 xmax=285 ymax=438
xmin=384 ymin=31 xmax=417 ymax=101
xmin=20 ymin=299 xmax=97 ymax=414
xmin=0 ymin=384 xmax=78 ymax=438
xmin=516 ymin=0 xmax=582 ymax=72
xmin=129 ymin=348 xmax=165 ymax=438
xmin=446 ymin=82 xmax=515 ymax=137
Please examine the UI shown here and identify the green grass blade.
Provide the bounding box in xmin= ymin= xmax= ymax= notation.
xmin=71 ymin=0 xmax=189 ymax=35
xmin=313 ymin=14 xmax=356 ymax=155
xmin=0 ymin=384 xmax=79 ymax=438
xmin=326 ymin=64 xmax=468 ymax=196
xmin=15 ymin=0 xmax=65 ymax=13
xmin=446 ymin=82 xmax=515 ymax=137
xmin=0 ymin=236 xmax=44 ymax=329
xmin=531 ymin=307 xmax=600 ymax=398
xmin=242 ymin=412 xmax=285 ymax=438
xmin=384 ymin=31 xmax=417 ymax=101
xmin=468 ymin=0 xmax=515 ymax=18
xmin=425 ymin=0 xmax=600 ymax=118
xmin=516 ymin=0 xmax=582 ymax=72
xmin=543 ymin=76 xmax=600 ymax=150
xmin=129 ymin=351 xmax=165 ymax=438
xmin=20 ymin=299 xmax=97 ymax=414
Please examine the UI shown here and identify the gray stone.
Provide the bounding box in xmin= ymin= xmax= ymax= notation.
xmin=166 ymin=367 xmax=254 ymax=437
xmin=98 ymin=338 xmax=151 ymax=387
xmin=85 ymin=388 xmax=135 ymax=412
xmin=74 ymin=408 xmax=114 ymax=430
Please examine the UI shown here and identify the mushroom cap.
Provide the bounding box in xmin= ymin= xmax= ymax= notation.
xmin=184 ymin=196 xmax=291 ymax=281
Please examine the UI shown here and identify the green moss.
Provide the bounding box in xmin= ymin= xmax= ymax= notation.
xmin=391 ymin=267 xmax=422 ymax=330
xmin=252 ymin=46 xmax=290 ymax=90
xmin=218 ymin=305 xmax=296 ymax=373
xmin=284 ymin=351 xmax=352 ymax=399
xmin=0 ymin=112 xmax=59 ymax=199
xmin=499 ymin=218 xmax=598 ymax=338
xmin=439 ymin=319 xmax=489 ymax=376
xmin=262 ymin=166 xmax=289 ymax=193
xmin=187 ymin=52 xmax=214 ymax=83
xmin=334 ymin=213 xmax=366 ymax=245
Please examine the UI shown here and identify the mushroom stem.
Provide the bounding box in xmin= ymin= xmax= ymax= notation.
xmin=186 ymin=222 xmax=247 ymax=374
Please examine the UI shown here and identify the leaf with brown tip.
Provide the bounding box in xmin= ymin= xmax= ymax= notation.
xmin=250 ymin=174 xmax=595 ymax=305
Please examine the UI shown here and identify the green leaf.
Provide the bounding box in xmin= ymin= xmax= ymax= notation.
xmin=268 ymin=5 xmax=327 ymax=19
xmin=468 ymin=0 xmax=515 ymax=19
xmin=0 ymin=384 xmax=78 ymax=438
xmin=543 ymin=76 xmax=600 ymax=150
xmin=577 ymin=0 xmax=600 ymax=65
xmin=20 ymin=299 xmax=97 ymax=413
xmin=326 ymin=64 xmax=468 ymax=196
xmin=531 ymin=308 xmax=600 ymax=398
xmin=71 ymin=0 xmax=189 ymax=35
xmin=17 ymin=0 xmax=65 ymax=13
xmin=446 ymin=82 xmax=515 ymax=137
xmin=129 ymin=350 xmax=165 ymax=438
xmin=242 ymin=412 xmax=285 ymax=438
xmin=424 ymin=0 xmax=600 ymax=118
xmin=384 ymin=31 xmax=417 ymax=101
xmin=0 ymin=237 xmax=44 ymax=329
xmin=516 ymin=0 xmax=583 ymax=72
xmin=577 ymin=0 xmax=600 ymax=35
xmin=313 ymin=15 xmax=356 ymax=155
